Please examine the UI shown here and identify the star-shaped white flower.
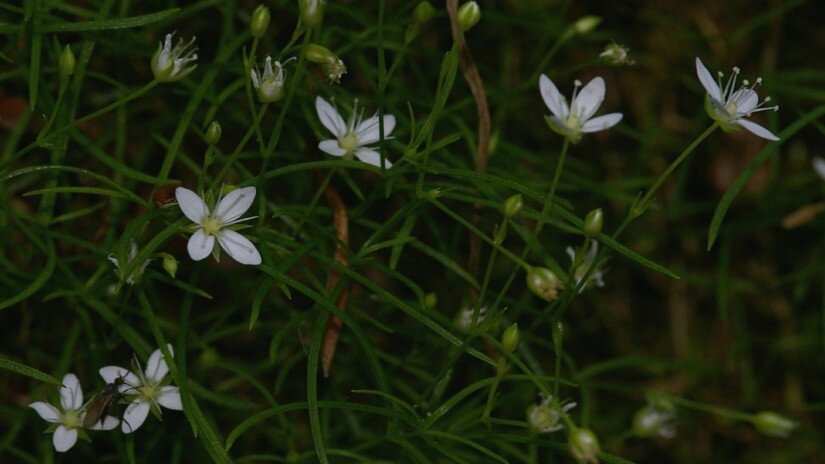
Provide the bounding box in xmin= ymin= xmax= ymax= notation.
xmin=813 ymin=157 xmax=825 ymax=182
xmin=539 ymin=74 xmax=623 ymax=143
xmin=151 ymin=33 xmax=198 ymax=83
xmin=175 ymin=186 xmax=262 ymax=265
xmin=29 ymin=373 xmax=118 ymax=452
xmin=250 ymin=55 xmax=288 ymax=103
xmin=566 ymin=241 xmax=606 ymax=293
xmin=315 ymin=96 xmax=396 ymax=168
xmin=108 ymin=239 xmax=150 ymax=285
xmin=527 ymin=394 xmax=577 ymax=433
xmin=695 ymin=57 xmax=779 ymax=141
xmin=99 ymin=345 xmax=183 ymax=434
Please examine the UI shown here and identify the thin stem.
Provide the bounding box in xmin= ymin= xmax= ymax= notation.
xmin=533 ymin=137 xmax=570 ymax=237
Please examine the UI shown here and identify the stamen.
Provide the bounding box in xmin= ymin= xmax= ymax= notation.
xmin=570 ymin=80 xmax=583 ymax=116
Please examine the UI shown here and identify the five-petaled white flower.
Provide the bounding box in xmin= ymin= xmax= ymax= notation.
xmin=315 ymin=96 xmax=396 ymax=168
xmin=539 ymin=74 xmax=623 ymax=143
xmin=151 ymin=33 xmax=198 ymax=83
xmin=108 ymin=239 xmax=150 ymax=285
xmin=527 ymin=394 xmax=577 ymax=433
xmin=175 ymin=186 xmax=262 ymax=265
xmin=695 ymin=57 xmax=779 ymax=141
xmin=566 ymin=241 xmax=605 ymax=293
xmin=250 ymin=55 xmax=289 ymax=103
xmin=29 ymin=373 xmax=118 ymax=452
xmin=813 ymin=157 xmax=825 ymax=182
xmin=99 ymin=345 xmax=183 ymax=434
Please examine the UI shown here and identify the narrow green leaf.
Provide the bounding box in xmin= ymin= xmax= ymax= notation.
xmin=0 ymin=357 xmax=62 ymax=386
xmin=40 ymin=9 xmax=180 ymax=32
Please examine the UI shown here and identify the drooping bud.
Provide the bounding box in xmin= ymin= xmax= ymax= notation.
xmin=299 ymin=0 xmax=326 ymax=28
xmin=456 ymin=1 xmax=481 ymax=32
xmin=583 ymin=208 xmax=603 ymax=238
xmin=205 ymin=121 xmax=222 ymax=145
xmin=526 ymin=266 xmax=561 ymax=301
xmin=501 ymin=323 xmax=520 ymax=352
xmin=503 ymin=194 xmax=523 ymax=219
xmin=752 ymin=411 xmax=798 ymax=438
xmin=160 ymin=252 xmax=179 ymax=278
xmin=572 ymin=16 xmax=601 ymax=35
xmin=414 ymin=2 xmax=436 ymax=24
xmin=568 ymin=427 xmax=600 ymax=464
xmin=59 ymin=45 xmax=75 ymax=80
xmin=250 ymin=5 xmax=271 ymax=39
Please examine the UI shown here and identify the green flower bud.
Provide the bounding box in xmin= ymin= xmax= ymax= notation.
xmin=568 ymin=427 xmax=600 ymax=464
xmin=305 ymin=43 xmax=334 ymax=63
xmin=501 ymin=323 xmax=519 ymax=352
xmin=59 ymin=45 xmax=75 ymax=80
xmin=299 ymin=0 xmax=326 ymax=28
xmin=503 ymin=194 xmax=523 ymax=219
xmin=425 ymin=292 xmax=437 ymax=309
xmin=526 ymin=266 xmax=561 ymax=301
xmin=456 ymin=1 xmax=481 ymax=32
xmin=572 ymin=16 xmax=601 ymax=34
xmin=753 ymin=411 xmax=798 ymax=438
xmin=250 ymin=5 xmax=271 ymax=39
xmin=199 ymin=348 xmax=219 ymax=368
xmin=159 ymin=252 xmax=179 ymax=278
xmin=583 ymin=208 xmax=603 ymax=237
xmin=205 ymin=121 xmax=222 ymax=145
xmin=414 ymin=1 xmax=436 ymax=24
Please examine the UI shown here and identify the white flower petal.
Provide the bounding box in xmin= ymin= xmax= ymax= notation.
xmin=91 ymin=415 xmax=120 ymax=431
xmin=572 ymin=76 xmax=606 ymax=121
xmin=735 ymin=118 xmax=779 ymax=141
xmin=121 ymin=400 xmax=150 ymax=434
xmin=175 ymin=187 xmax=209 ymax=224
xmin=52 ymin=425 xmax=77 ymax=452
xmin=318 ymin=140 xmax=347 ymax=157
xmin=99 ymin=366 xmax=141 ymax=390
xmin=356 ymin=114 xmax=396 ymax=145
xmin=580 ymin=113 xmax=623 ymax=133
xmin=145 ymin=345 xmax=173 ymax=383
xmin=316 ymin=96 xmax=346 ymax=137
xmin=187 ymin=229 xmax=216 ymax=261
xmin=539 ymin=74 xmax=569 ymax=118
xmin=730 ymin=88 xmax=759 ymax=114
xmin=695 ymin=57 xmax=722 ymax=102
xmin=29 ymin=402 xmax=60 ymax=423
xmin=813 ymin=157 xmax=825 ymax=181
xmin=157 ymin=386 xmax=183 ymax=410
xmin=107 ymin=255 xmax=119 ymax=267
xmin=216 ymin=230 xmax=262 ymax=265
xmin=215 ymin=186 xmax=256 ymax=224
xmin=355 ymin=148 xmax=393 ymax=168
xmin=60 ymin=373 xmax=83 ymax=411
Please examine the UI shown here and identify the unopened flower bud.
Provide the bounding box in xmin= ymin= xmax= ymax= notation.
xmin=501 ymin=323 xmax=519 ymax=352
xmin=569 ymin=428 xmax=600 ymax=464
xmin=414 ymin=1 xmax=436 ymax=24
xmin=753 ymin=411 xmax=798 ymax=438
xmin=583 ymin=208 xmax=603 ymax=237
xmin=503 ymin=194 xmax=523 ymax=219
xmin=456 ymin=1 xmax=481 ymax=32
xmin=160 ymin=252 xmax=179 ymax=278
xmin=425 ymin=292 xmax=437 ymax=309
xmin=205 ymin=121 xmax=222 ymax=145
xmin=250 ymin=5 xmax=271 ymax=38
xmin=526 ymin=266 xmax=561 ymax=301
xmin=599 ymin=43 xmax=634 ymax=65
xmin=300 ymin=0 xmax=326 ymax=28
xmin=59 ymin=45 xmax=75 ymax=80
xmin=572 ymin=16 xmax=601 ymax=34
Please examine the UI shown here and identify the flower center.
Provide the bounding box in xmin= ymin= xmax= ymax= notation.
xmin=202 ymin=216 xmax=223 ymax=236
xmin=338 ymin=132 xmax=359 ymax=153
xmin=62 ymin=410 xmax=80 ymax=429
xmin=140 ymin=383 xmax=161 ymax=402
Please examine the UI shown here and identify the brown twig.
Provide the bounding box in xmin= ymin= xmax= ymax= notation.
xmin=446 ymin=0 xmax=492 ymax=302
xmin=312 ymin=168 xmax=350 ymax=378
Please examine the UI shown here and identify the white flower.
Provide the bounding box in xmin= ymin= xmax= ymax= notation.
xmin=250 ymin=56 xmax=287 ymax=103
xmin=527 ymin=394 xmax=577 ymax=433
xmin=454 ymin=305 xmax=487 ymax=333
xmin=175 ymin=186 xmax=262 ymax=265
xmin=632 ymin=402 xmax=677 ymax=439
xmin=813 ymin=157 xmax=825 ymax=182
xmin=315 ymin=96 xmax=396 ymax=168
xmin=695 ymin=57 xmax=779 ymax=141
xmin=99 ymin=345 xmax=183 ymax=434
xmin=29 ymin=373 xmax=118 ymax=452
xmin=539 ymin=74 xmax=623 ymax=143
xmin=566 ymin=241 xmax=605 ymax=293
xmin=151 ymin=33 xmax=198 ymax=83
xmin=108 ymin=239 xmax=150 ymax=285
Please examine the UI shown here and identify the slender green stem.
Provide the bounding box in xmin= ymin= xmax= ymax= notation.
xmin=533 ymin=137 xmax=570 ymax=237
xmin=37 ymin=84 xmax=67 ymax=141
